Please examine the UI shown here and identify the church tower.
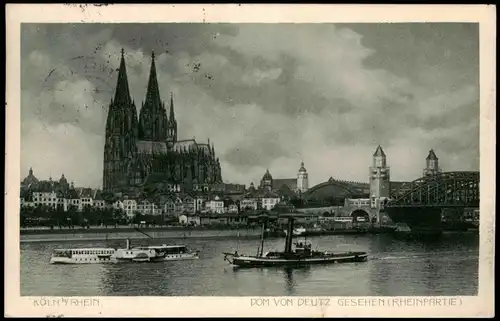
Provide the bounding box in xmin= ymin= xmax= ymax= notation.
xmin=21 ymin=167 xmax=39 ymax=188
xmin=423 ymin=149 xmax=441 ymax=177
xmin=103 ymin=49 xmax=138 ymax=192
xmin=297 ymin=161 xmax=309 ymax=193
xmin=138 ymin=51 xmax=169 ymax=142
xmin=260 ymin=169 xmax=273 ymax=191
xmin=369 ymin=145 xmax=390 ymax=208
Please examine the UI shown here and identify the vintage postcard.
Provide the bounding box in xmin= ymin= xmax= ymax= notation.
xmin=5 ymin=3 xmax=495 ymax=318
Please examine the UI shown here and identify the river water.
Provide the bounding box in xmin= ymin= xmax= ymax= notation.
xmin=21 ymin=232 xmax=479 ymax=296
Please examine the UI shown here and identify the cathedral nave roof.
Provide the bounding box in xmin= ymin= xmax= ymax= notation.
xmin=173 ymin=139 xmax=197 ymax=152
xmin=136 ymin=140 xmax=169 ymax=154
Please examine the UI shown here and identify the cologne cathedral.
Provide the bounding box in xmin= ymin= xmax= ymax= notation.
xmin=103 ymin=49 xmax=222 ymax=194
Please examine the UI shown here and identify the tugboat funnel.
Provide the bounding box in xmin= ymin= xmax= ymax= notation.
xmin=284 ymin=218 xmax=294 ymax=253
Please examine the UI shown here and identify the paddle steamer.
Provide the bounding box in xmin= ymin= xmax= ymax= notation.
xmin=50 ymin=239 xmax=199 ymax=264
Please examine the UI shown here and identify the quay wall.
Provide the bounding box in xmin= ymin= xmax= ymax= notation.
xmin=20 ymin=228 xmax=263 ymax=243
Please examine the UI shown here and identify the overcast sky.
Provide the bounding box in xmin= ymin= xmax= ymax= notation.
xmin=21 ymin=23 xmax=479 ymax=188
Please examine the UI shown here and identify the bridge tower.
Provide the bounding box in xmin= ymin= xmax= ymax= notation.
xmin=297 ymin=161 xmax=309 ymax=193
xmin=423 ymin=149 xmax=441 ymax=177
xmin=369 ymin=145 xmax=390 ymax=211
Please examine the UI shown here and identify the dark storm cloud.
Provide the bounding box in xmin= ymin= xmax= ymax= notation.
xmin=21 ymin=23 xmax=480 ymax=187
xmin=346 ymin=23 xmax=479 ymax=86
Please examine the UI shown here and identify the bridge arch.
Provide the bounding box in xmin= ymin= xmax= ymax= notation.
xmin=350 ymin=209 xmax=370 ymax=223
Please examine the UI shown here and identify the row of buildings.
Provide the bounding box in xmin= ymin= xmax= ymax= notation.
xmin=20 ymin=168 xmax=287 ymax=218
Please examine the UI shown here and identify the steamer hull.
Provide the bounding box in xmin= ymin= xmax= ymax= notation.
xmin=228 ymin=252 xmax=368 ymax=268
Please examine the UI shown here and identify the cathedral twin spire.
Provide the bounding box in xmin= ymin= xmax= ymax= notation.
xmin=111 ymin=49 xmax=177 ymax=142
xmin=144 ymin=50 xmax=161 ymax=112
xmin=104 ymin=49 xmax=222 ymax=192
xmin=106 ymin=48 xmax=136 ymax=137
xmin=113 ymin=48 xmax=132 ymax=105
xmin=143 ymin=50 xmax=175 ymax=124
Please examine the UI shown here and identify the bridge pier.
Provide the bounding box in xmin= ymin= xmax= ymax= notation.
xmin=384 ymin=206 xmax=443 ymax=233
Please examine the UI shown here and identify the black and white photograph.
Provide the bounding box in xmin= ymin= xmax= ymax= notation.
xmin=6 ymin=4 xmax=495 ymax=318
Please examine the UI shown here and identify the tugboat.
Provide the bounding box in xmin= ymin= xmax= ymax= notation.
xmin=223 ymin=215 xmax=368 ymax=268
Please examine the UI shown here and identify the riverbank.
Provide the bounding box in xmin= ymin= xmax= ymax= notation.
xmin=20 ymin=226 xmax=391 ymax=243
xmin=20 ymin=228 xmax=264 ymax=243
xmin=20 ymin=225 xmax=250 ymax=235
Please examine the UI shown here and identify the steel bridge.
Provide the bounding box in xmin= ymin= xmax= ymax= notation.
xmin=386 ymin=171 xmax=480 ymax=208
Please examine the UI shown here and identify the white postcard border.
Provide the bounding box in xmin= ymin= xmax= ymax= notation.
xmin=5 ymin=4 xmax=496 ymax=318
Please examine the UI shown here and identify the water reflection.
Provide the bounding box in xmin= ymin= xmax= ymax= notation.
xmin=283 ymin=266 xmax=313 ymax=295
xmin=423 ymin=258 xmax=440 ymax=294
xmin=284 ymin=268 xmax=295 ymax=295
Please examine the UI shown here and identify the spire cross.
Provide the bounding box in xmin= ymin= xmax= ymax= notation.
xmin=121 ymin=48 xmax=125 ymax=56
xmin=152 ymin=50 xmax=155 ymax=60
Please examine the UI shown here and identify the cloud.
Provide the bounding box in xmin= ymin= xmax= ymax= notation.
xmin=21 ymin=121 xmax=104 ymax=188
xmin=20 ymin=23 xmax=479 ymax=188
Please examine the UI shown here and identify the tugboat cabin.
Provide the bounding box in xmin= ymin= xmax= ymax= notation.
xmin=294 ymin=240 xmax=312 ymax=254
